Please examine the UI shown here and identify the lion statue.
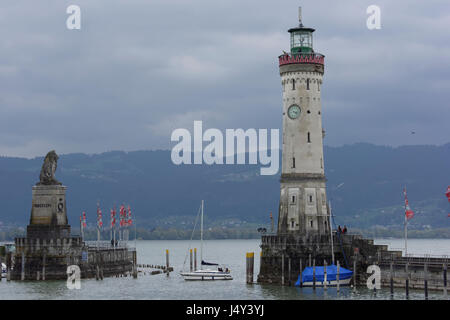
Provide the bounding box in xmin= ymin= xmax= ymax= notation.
xmin=37 ymin=150 xmax=62 ymax=185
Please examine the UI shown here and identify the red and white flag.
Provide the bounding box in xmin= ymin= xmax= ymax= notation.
xmin=81 ymin=211 xmax=87 ymax=228
xmin=97 ymin=205 xmax=103 ymax=229
xmin=127 ymin=205 xmax=132 ymax=226
xmin=446 ymin=186 xmax=450 ymax=217
xmin=119 ymin=204 xmax=125 ymax=227
xmin=110 ymin=207 xmax=116 ymax=228
xmin=403 ymin=188 xmax=414 ymax=220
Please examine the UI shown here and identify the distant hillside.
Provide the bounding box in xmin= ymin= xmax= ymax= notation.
xmin=0 ymin=143 xmax=448 ymax=233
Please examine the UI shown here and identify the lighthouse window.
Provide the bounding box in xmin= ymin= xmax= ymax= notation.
xmin=292 ymin=157 xmax=295 ymax=168
xmin=310 ymin=220 xmax=313 ymax=228
xmin=307 ymin=79 xmax=310 ymax=90
xmin=291 ymin=220 xmax=295 ymax=228
xmin=307 ymin=132 xmax=311 ymax=143
xmin=291 ymin=195 xmax=296 ymax=204
xmin=309 ymin=195 xmax=313 ymax=203
xmin=292 ymin=79 xmax=296 ymax=90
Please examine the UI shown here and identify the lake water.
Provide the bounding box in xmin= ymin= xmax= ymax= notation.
xmin=0 ymin=238 xmax=449 ymax=300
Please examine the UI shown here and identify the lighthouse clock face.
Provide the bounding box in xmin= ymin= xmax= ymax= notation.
xmin=288 ymin=104 xmax=301 ymax=119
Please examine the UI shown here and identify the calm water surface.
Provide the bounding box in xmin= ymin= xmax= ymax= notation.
xmin=1 ymin=238 xmax=449 ymax=300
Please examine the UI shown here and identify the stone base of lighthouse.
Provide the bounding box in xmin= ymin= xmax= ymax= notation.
xmin=257 ymin=233 xmax=402 ymax=286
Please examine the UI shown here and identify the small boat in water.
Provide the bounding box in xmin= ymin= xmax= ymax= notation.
xmin=180 ymin=265 xmax=233 ymax=281
xmin=295 ymin=264 xmax=353 ymax=287
xmin=180 ymin=200 xmax=232 ymax=281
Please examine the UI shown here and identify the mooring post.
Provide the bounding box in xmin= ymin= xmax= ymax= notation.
xmin=21 ymin=251 xmax=25 ymax=281
xmin=424 ymin=262 xmax=428 ymax=300
xmin=405 ymin=261 xmax=410 ymax=299
xmin=190 ymin=249 xmax=193 ymax=272
xmin=288 ymin=258 xmax=291 ymax=286
xmin=324 ymin=260 xmax=327 ymax=290
xmin=166 ymin=249 xmax=170 ymax=277
xmin=337 ymin=260 xmax=340 ymax=293
xmin=6 ymin=252 xmax=11 ymax=281
xmin=42 ymin=252 xmax=46 ymax=281
xmin=246 ymin=252 xmax=254 ymax=284
xmin=312 ymin=258 xmax=316 ymax=290
xmin=309 ymin=254 xmax=311 ymax=267
xmin=37 ymin=271 xmax=40 ymax=281
xmin=390 ymin=261 xmax=394 ymax=297
xmin=353 ymin=256 xmax=357 ymax=288
xmin=443 ymin=263 xmax=448 ymax=298
xmin=299 ymin=258 xmax=303 ymax=288
xmin=281 ymin=253 xmax=285 ymax=286
xmin=194 ymin=248 xmax=197 ymax=271
xmin=132 ymin=251 xmax=137 ymax=279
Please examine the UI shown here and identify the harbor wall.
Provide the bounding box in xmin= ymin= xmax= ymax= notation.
xmin=258 ymin=233 xmax=448 ymax=290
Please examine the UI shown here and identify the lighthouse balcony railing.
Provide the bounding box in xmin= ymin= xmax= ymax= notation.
xmin=279 ymin=52 xmax=325 ymax=66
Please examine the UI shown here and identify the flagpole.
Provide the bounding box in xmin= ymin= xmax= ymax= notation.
xmin=404 ymin=187 xmax=408 ymax=257
xmin=80 ymin=215 xmax=84 ymax=241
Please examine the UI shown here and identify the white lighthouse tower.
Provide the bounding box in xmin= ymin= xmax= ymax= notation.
xmin=277 ymin=8 xmax=329 ymax=235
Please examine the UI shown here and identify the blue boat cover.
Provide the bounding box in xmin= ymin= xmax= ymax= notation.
xmin=295 ymin=264 xmax=353 ymax=286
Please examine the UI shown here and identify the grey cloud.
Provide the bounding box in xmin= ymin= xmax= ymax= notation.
xmin=0 ymin=0 xmax=448 ymax=158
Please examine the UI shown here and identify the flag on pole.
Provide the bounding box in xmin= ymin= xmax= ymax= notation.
xmin=119 ymin=204 xmax=125 ymax=227
xmin=446 ymin=186 xmax=450 ymax=217
xmin=97 ymin=205 xmax=103 ymax=229
xmin=127 ymin=205 xmax=132 ymax=226
xmin=81 ymin=211 xmax=87 ymax=227
xmin=403 ymin=188 xmax=414 ymax=220
xmin=110 ymin=207 xmax=116 ymax=228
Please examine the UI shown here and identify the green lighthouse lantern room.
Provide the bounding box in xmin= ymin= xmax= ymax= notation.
xmin=288 ymin=7 xmax=315 ymax=54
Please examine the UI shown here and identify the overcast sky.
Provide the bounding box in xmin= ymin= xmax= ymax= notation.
xmin=0 ymin=0 xmax=449 ymax=158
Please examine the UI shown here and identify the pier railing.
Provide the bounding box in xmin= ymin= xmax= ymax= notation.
xmin=85 ymin=240 xmax=135 ymax=250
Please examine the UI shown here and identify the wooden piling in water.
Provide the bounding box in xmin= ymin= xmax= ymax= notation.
xmin=312 ymin=259 xmax=316 ymax=290
xmin=288 ymin=258 xmax=291 ymax=286
xmin=405 ymin=262 xmax=410 ymax=299
xmin=166 ymin=249 xmax=170 ymax=276
xmin=194 ymin=248 xmax=197 ymax=271
xmin=353 ymin=257 xmax=357 ymax=287
xmin=36 ymin=271 xmax=40 ymax=281
xmin=190 ymin=249 xmax=193 ymax=272
xmin=443 ymin=263 xmax=447 ymax=298
xmin=42 ymin=252 xmax=46 ymax=281
xmin=6 ymin=252 xmax=11 ymax=281
xmin=281 ymin=254 xmax=284 ymax=286
xmin=309 ymin=254 xmax=311 ymax=267
xmin=424 ymin=262 xmax=428 ymax=300
xmin=299 ymin=259 xmax=303 ymax=288
xmin=390 ymin=261 xmax=394 ymax=297
xmin=337 ymin=261 xmax=340 ymax=292
xmin=246 ymin=252 xmax=254 ymax=284
xmin=21 ymin=251 xmax=25 ymax=280
xmin=324 ymin=260 xmax=327 ymax=290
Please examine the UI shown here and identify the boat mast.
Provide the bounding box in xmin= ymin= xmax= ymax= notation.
xmin=328 ymin=201 xmax=335 ymax=265
xmin=201 ymin=200 xmax=204 ymax=264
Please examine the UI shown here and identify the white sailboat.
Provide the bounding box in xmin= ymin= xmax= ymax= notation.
xmin=180 ymin=200 xmax=232 ymax=281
